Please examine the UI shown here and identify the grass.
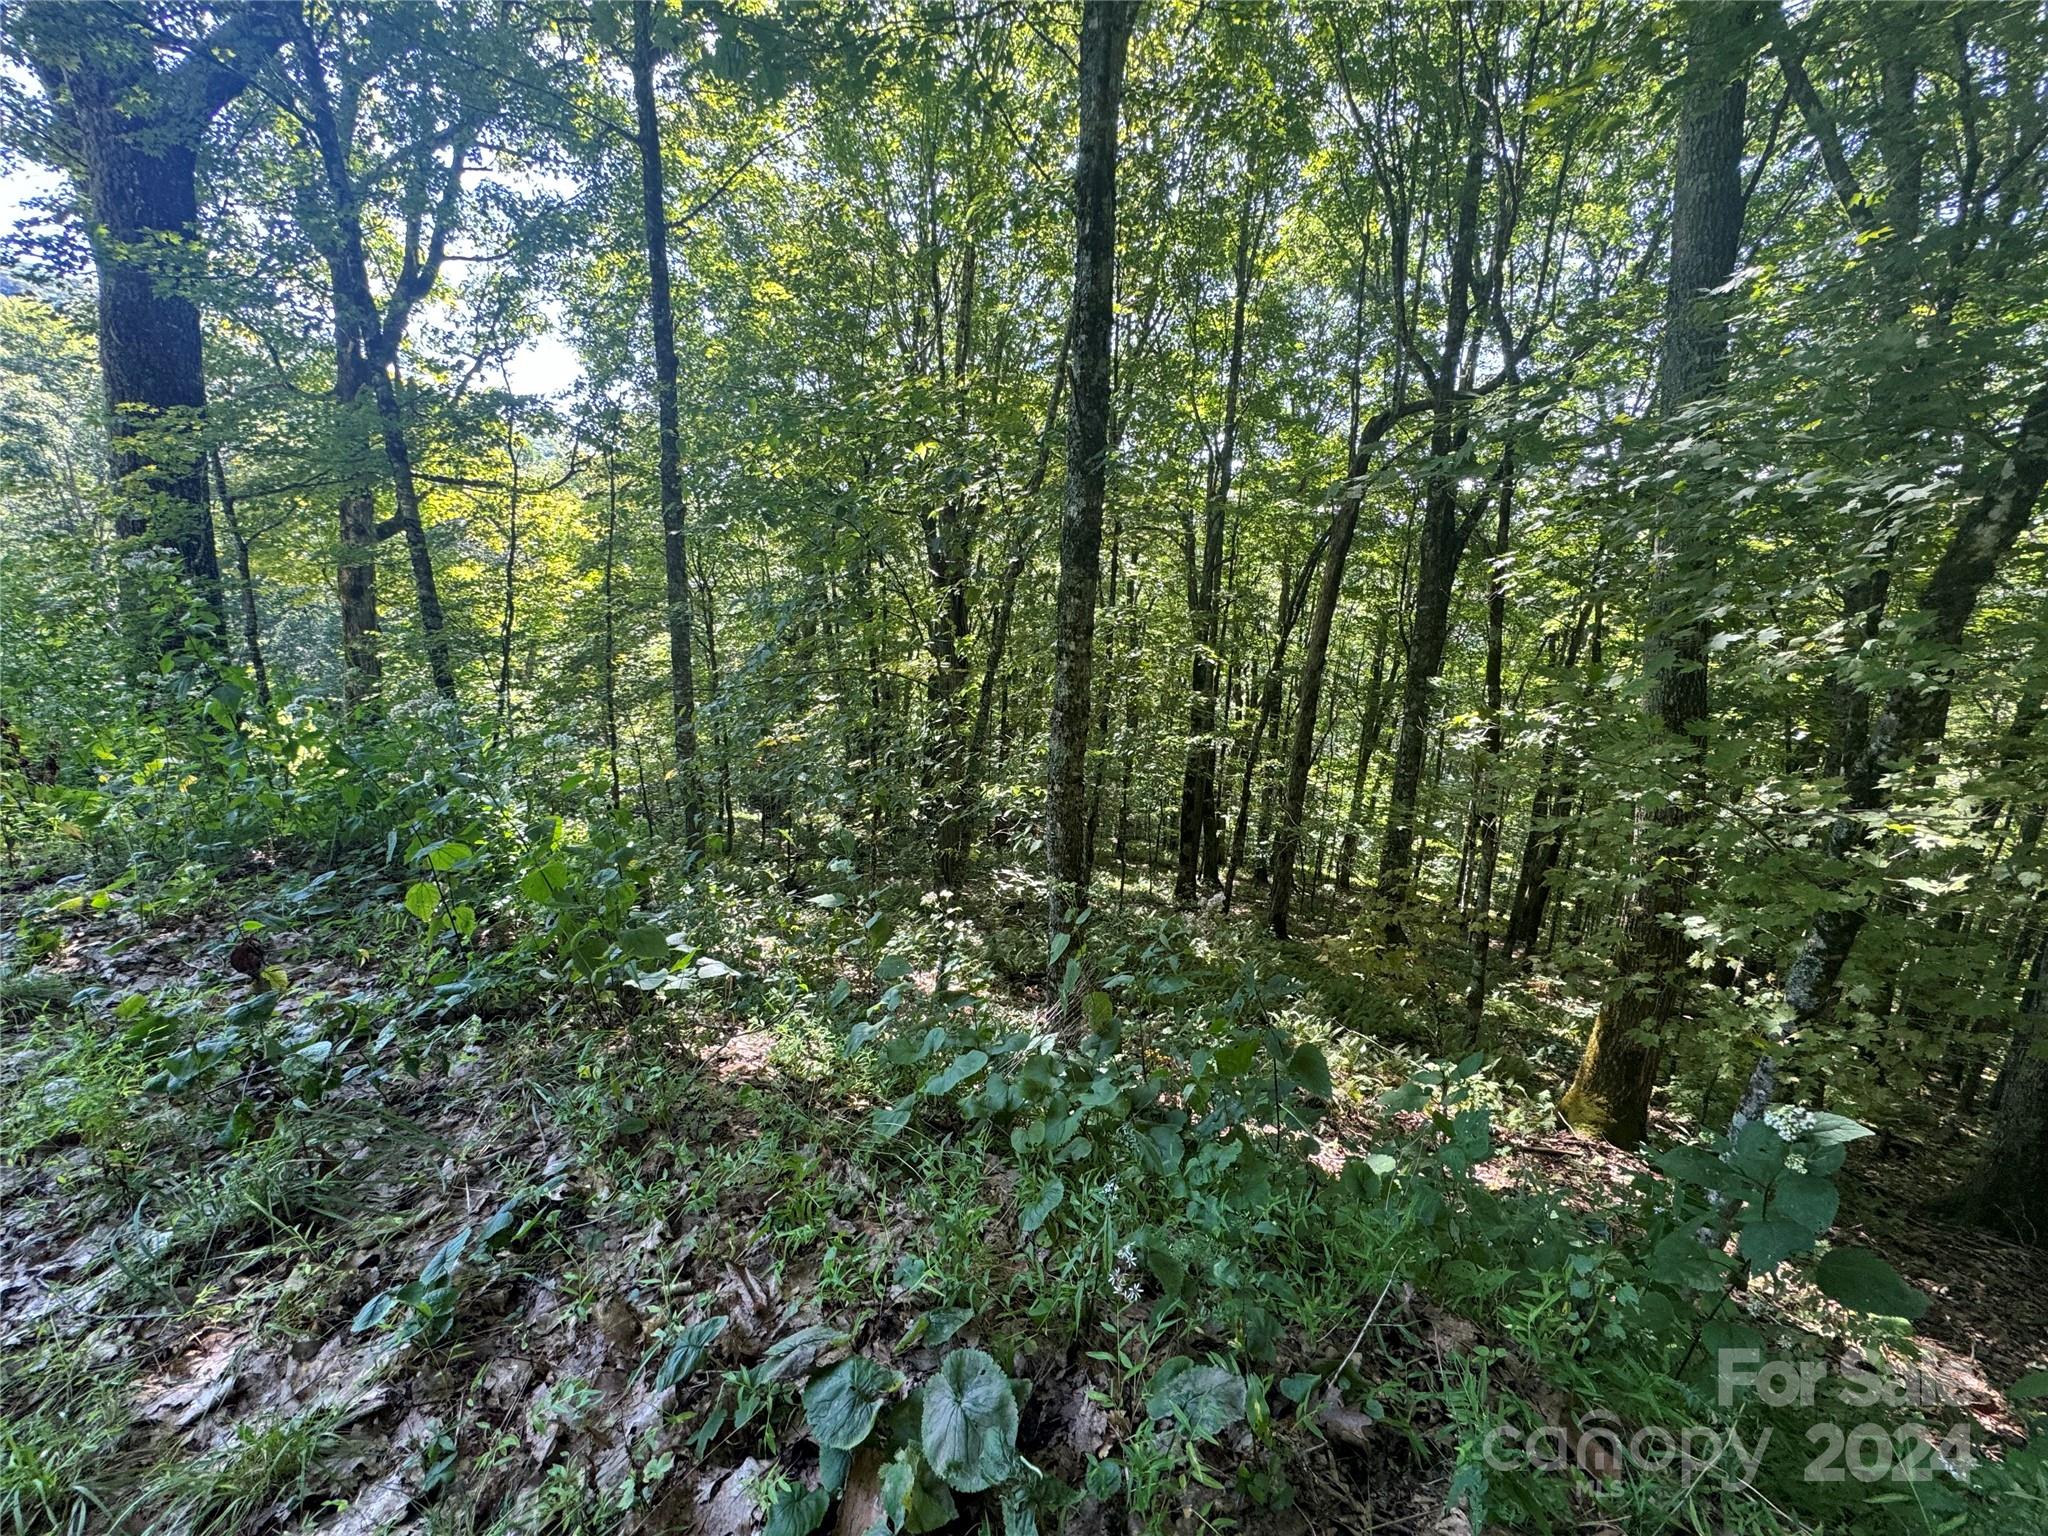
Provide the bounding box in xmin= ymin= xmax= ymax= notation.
xmin=0 ymin=857 xmax=2040 ymax=1536
xmin=130 ymin=1407 xmax=356 ymax=1536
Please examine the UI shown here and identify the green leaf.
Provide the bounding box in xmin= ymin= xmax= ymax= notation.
xmin=921 ymin=1307 xmax=972 ymax=1347
xmin=1768 ymin=1172 xmax=1839 ymax=1233
xmin=1214 ymin=1037 xmax=1258 ymax=1077
xmin=872 ymin=1102 xmax=913 ymax=1139
xmin=1737 ymin=1217 xmax=1812 ymax=1271
xmin=922 ymin=1049 xmax=988 ymax=1097
xmin=881 ymin=1448 xmax=956 ymax=1533
xmin=762 ymin=1324 xmax=851 ymax=1383
xmin=655 ymin=1318 xmax=729 ymax=1390
xmin=804 ymin=1356 xmax=902 ymax=1450
xmin=1655 ymin=1143 xmax=1731 ymax=1190
xmin=218 ymin=1098 xmax=256 ymax=1150
xmin=920 ymin=1348 xmax=1018 ymax=1492
xmin=618 ymin=924 xmax=670 ymax=964
xmin=419 ymin=1225 xmax=472 ymax=1284
xmin=403 ymin=882 xmax=442 ymax=923
xmin=1813 ymin=1247 xmax=1928 ymax=1320
xmin=1144 ymin=1357 xmax=1246 ymax=1441
xmin=518 ymin=861 xmax=571 ymax=905
xmin=1019 ymin=1175 xmax=1064 ymax=1235
xmin=1288 ymin=1042 xmax=1333 ymax=1100
xmin=1802 ymin=1112 xmax=1874 ymax=1147
xmin=2009 ymin=1371 xmax=2048 ymax=1402
xmin=762 ymin=1483 xmax=829 ymax=1536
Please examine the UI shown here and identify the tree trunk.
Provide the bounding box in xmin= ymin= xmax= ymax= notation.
xmin=631 ymin=0 xmax=702 ymax=844
xmin=1223 ymin=544 xmax=1322 ymax=911
xmin=1955 ymin=937 xmax=2048 ymax=1242
xmin=1464 ymin=451 xmax=1516 ymax=1036
xmin=1563 ymin=1 xmax=1752 ymax=1147
xmin=601 ymin=452 xmax=622 ymax=810
xmin=1375 ymin=102 xmax=1491 ymax=936
xmin=210 ymin=450 xmax=270 ymax=708
xmin=1046 ymin=0 xmax=1133 ymax=983
xmin=493 ymin=408 xmax=521 ymax=735
xmin=20 ymin=3 xmax=285 ymax=662
xmin=1175 ymin=191 xmax=1257 ymax=907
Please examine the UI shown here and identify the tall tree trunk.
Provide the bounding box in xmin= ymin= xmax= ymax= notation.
xmin=1464 ymin=450 xmax=1516 ymax=1036
xmin=210 ymin=450 xmax=270 ymax=709
xmin=19 ymin=3 xmax=287 ymax=663
xmin=1955 ymin=936 xmax=2048 ymax=1242
xmin=1176 ymin=191 xmax=1257 ymax=906
xmin=601 ymin=452 xmax=622 ymax=810
xmin=1046 ymin=0 xmax=1133 ymax=984
xmin=1222 ymin=542 xmax=1323 ymax=911
xmin=368 ymin=368 xmax=457 ymax=700
xmin=494 ymin=407 xmax=521 ymax=735
xmin=1563 ymin=2 xmax=1753 ymax=1147
xmin=290 ymin=11 xmax=460 ymax=706
xmin=631 ymin=0 xmax=701 ymax=844
xmin=1505 ymin=598 xmax=1599 ymax=956
xmin=1335 ymin=628 xmax=1395 ymax=892
xmin=1375 ymin=101 xmax=1491 ymax=936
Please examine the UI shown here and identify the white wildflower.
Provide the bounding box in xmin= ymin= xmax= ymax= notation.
xmin=1762 ymin=1104 xmax=1816 ymax=1142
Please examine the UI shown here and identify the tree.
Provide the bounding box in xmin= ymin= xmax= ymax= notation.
xmin=6 ymin=0 xmax=288 ymax=664
xmin=1561 ymin=2 xmax=1755 ymax=1148
xmin=628 ymin=0 xmax=702 ymax=839
xmin=1046 ymin=0 xmax=1134 ymax=981
xmin=283 ymin=0 xmax=483 ymax=707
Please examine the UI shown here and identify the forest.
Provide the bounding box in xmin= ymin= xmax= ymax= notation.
xmin=0 ymin=0 xmax=2045 ymax=1531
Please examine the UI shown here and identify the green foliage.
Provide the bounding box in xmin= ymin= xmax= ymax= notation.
xmin=919 ymin=1348 xmax=1020 ymax=1494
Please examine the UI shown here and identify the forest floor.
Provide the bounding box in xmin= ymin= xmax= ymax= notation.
xmin=1 ymin=859 xmax=2043 ymax=1536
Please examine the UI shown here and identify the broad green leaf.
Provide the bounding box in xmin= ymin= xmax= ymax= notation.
xmin=617 ymin=924 xmax=669 ymax=963
xmin=1768 ymin=1172 xmax=1839 ymax=1233
xmin=1019 ymin=1174 xmax=1064 ymax=1235
xmin=920 ymin=1348 xmax=1018 ymax=1492
xmin=655 ymin=1318 xmax=729 ymax=1390
xmin=1801 ymin=1112 xmax=1874 ymax=1147
xmin=1737 ymin=1216 xmax=1812 ymax=1271
xmin=761 ymin=1324 xmax=851 ymax=1383
xmin=1288 ymin=1042 xmax=1333 ymax=1100
xmin=762 ymin=1483 xmax=829 ymax=1536
xmin=804 ymin=1355 xmax=902 ymax=1450
xmin=403 ymin=881 xmax=441 ymax=923
xmin=518 ymin=861 xmax=571 ymax=905
xmin=921 ymin=1049 xmax=988 ymax=1096
xmin=1144 ymin=1357 xmax=1246 ymax=1441
xmin=1813 ymin=1247 xmax=1928 ymax=1320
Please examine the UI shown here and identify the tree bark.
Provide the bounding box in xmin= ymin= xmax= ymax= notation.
xmin=289 ymin=10 xmax=461 ymax=705
xmin=1563 ymin=2 xmax=1752 ymax=1147
xmin=1046 ymin=0 xmax=1133 ymax=983
xmin=19 ymin=3 xmax=288 ymax=664
xmin=631 ymin=0 xmax=702 ymax=844
xmin=1176 ymin=190 xmax=1257 ymax=906
xmin=1375 ymin=100 xmax=1491 ymax=935
xmin=1464 ymin=450 xmax=1516 ymax=1036
xmin=1955 ymin=936 xmax=2048 ymax=1243
xmin=210 ymin=449 xmax=269 ymax=708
